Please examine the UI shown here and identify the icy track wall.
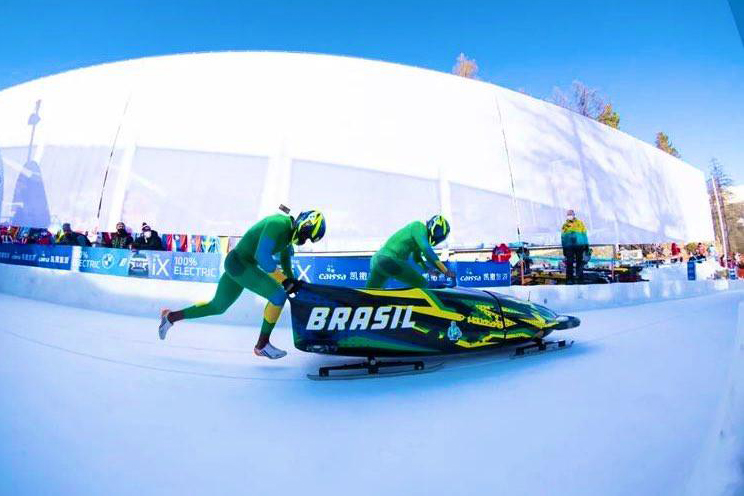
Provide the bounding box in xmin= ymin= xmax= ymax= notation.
xmin=685 ymin=301 xmax=744 ymax=495
xmin=2 ymin=262 xmax=743 ymax=327
xmin=0 ymin=52 xmax=713 ymax=250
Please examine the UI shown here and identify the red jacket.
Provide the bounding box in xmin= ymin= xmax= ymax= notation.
xmin=491 ymin=243 xmax=511 ymax=263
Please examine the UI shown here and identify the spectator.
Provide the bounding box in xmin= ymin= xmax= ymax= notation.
xmin=689 ymin=243 xmax=707 ymax=262
xmin=93 ymin=230 xmax=113 ymax=248
xmin=670 ymin=242 xmax=681 ymax=263
xmin=133 ymin=222 xmax=163 ymax=251
xmin=56 ymin=223 xmax=91 ymax=246
xmin=26 ymin=228 xmax=53 ymax=245
xmin=0 ymin=225 xmax=12 ymax=244
xmin=561 ymin=209 xmax=588 ymax=284
xmin=491 ymin=243 xmax=511 ymax=263
xmin=110 ymin=222 xmax=134 ymax=249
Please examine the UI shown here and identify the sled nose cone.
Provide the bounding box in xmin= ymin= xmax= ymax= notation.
xmin=554 ymin=315 xmax=581 ymax=330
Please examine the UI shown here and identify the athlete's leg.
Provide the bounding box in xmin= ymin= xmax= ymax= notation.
xmin=224 ymin=254 xmax=287 ymax=350
xmin=159 ymin=273 xmax=243 ymax=339
xmin=366 ymin=254 xmax=390 ymax=289
xmin=390 ymin=260 xmax=428 ymax=288
xmin=168 ymin=273 xmax=243 ymax=322
xmin=371 ymin=254 xmax=427 ymax=289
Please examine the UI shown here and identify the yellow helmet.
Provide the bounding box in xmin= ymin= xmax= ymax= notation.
xmin=292 ymin=210 xmax=326 ymax=245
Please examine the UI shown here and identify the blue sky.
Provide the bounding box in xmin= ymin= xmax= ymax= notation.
xmin=1 ymin=0 xmax=742 ymax=181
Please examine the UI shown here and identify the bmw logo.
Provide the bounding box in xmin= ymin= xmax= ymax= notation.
xmin=101 ymin=253 xmax=114 ymax=269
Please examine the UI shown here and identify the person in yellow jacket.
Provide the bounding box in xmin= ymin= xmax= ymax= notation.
xmin=561 ymin=209 xmax=588 ymax=284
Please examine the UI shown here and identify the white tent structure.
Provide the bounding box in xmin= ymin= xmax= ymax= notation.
xmin=0 ymin=51 xmax=713 ymax=250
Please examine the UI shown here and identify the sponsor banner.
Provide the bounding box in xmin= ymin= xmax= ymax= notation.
xmin=138 ymin=250 xmax=221 ymax=283
xmin=78 ymin=247 xmax=130 ymax=276
xmin=453 ymin=261 xmax=511 ymax=287
xmin=170 ymin=252 xmax=221 ymax=283
xmin=421 ymin=266 xmax=454 ymax=288
xmin=79 ymin=247 xmax=222 ymax=283
xmin=0 ymin=245 xmax=510 ymax=287
xmin=293 ymin=257 xmax=509 ymax=288
xmin=0 ymin=244 xmax=72 ymax=270
xmin=312 ymin=256 xmax=372 ymax=288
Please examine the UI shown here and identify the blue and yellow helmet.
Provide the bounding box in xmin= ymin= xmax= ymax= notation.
xmin=292 ymin=210 xmax=326 ymax=245
xmin=426 ymin=215 xmax=450 ymax=245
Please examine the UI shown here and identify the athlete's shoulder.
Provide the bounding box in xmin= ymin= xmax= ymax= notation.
xmin=261 ymin=214 xmax=293 ymax=229
xmin=408 ymin=220 xmax=427 ymax=233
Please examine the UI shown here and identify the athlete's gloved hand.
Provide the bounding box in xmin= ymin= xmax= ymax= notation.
xmin=443 ymin=268 xmax=456 ymax=279
xmin=282 ymin=278 xmax=303 ymax=294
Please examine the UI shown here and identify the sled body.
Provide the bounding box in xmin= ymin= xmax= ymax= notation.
xmin=288 ymin=283 xmax=579 ymax=358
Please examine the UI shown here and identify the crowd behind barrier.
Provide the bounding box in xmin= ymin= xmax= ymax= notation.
xmin=2 ymin=222 xmax=741 ymax=286
xmin=0 ymin=224 xmax=233 ymax=253
xmin=0 ymin=242 xmax=512 ymax=288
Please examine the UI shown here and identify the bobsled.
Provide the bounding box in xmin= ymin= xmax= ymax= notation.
xmin=286 ymin=282 xmax=580 ymax=380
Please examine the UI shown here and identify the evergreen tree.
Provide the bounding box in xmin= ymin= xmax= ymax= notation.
xmin=708 ymin=158 xmax=736 ymax=253
xmin=655 ymin=132 xmax=681 ymax=158
xmin=597 ymin=103 xmax=620 ymax=129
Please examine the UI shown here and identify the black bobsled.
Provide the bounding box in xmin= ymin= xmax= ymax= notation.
xmin=286 ymin=282 xmax=579 ymax=379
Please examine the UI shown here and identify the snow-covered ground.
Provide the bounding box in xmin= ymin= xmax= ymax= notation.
xmin=1 ymin=290 xmax=743 ymax=495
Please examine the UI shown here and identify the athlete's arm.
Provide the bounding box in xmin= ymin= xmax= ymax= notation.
xmin=255 ymin=221 xmax=285 ymax=273
xmin=412 ymin=223 xmax=441 ymax=267
xmin=413 ymin=223 xmax=454 ymax=277
xmin=412 ymin=251 xmax=429 ymax=271
xmin=279 ymin=245 xmax=295 ymax=279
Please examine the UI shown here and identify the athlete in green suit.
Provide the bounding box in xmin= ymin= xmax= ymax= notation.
xmin=158 ymin=210 xmax=325 ymax=359
xmin=366 ymin=215 xmax=454 ymax=289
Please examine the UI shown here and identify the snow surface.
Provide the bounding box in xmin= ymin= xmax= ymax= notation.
xmin=1 ymin=290 xmax=743 ymax=495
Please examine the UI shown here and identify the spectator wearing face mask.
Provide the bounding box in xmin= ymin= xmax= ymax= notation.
xmin=561 ymin=209 xmax=588 ymax=284
xmin=111 ymin=222 xmax=134 ymax=249
xmin=133 ymin=222 xmax=163 ymax=251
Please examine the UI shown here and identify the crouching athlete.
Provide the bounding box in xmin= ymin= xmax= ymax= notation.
xmin=158 ymin=210 xmax=326 ymax=359
xmin=366 ymin=215 xmax=454 ymax=289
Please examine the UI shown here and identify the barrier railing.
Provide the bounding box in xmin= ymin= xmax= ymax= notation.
xmin=0 ymin=244 xmax=512 ymax=288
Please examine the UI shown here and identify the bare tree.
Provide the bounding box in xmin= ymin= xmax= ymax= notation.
xmin=551 ymin=80 xmax=605 ymax=119
xmin=452 ymin=53 xmax=478 ymax=79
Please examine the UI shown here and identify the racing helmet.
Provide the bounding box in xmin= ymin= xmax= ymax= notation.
xmin=426 ymin=215 xmax=450 ymax=245
xmin=292 ymin=210 xmax=326 ymax=245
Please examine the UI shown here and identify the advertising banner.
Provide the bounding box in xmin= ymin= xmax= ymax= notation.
xmin=0 ymin=244 xmax=73 ymax=270
xmin=170 ymin=252 xmax=222 ymax=283
xmin=311 ymin=256 xmax=372 ymax=288
xmin=0 ymin=244 xmax=511 ymax=288
xmin=292 ymin=257 xmax=509 ymax=288
xmin=78 ymin=247 xmax=130 ymax=276
xmin=453 ymin=261 xmax=511 ymax=287
xmin=134 ymin=250 xmax=222 ymax=283
xmin=687 ymin=260 xmax=696 ymax=281
xmin=79 ymin=247 xmax=222 ymax=283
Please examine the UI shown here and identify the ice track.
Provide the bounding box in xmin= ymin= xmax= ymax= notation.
xmin=1 ymin=291 xmax=743 ymax=496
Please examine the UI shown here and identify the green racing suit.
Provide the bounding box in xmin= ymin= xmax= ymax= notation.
xmin=366 ymin=221 xmax=445 ymax=289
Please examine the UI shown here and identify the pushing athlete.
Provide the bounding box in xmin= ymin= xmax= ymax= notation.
xmin=158 ymin=210 xmax=326 ymax=359
xmin=366 ymin=215 xmax=454 ymax=289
